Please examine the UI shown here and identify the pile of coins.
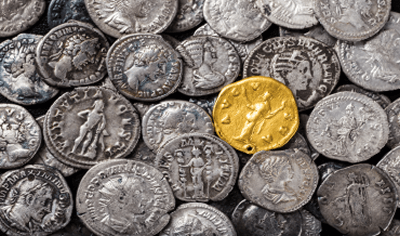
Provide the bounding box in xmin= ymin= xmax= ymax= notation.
xmin=0 ymin=0 xmax=399 ymax=235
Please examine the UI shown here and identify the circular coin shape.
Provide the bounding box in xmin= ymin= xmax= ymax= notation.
xmin=243 ymin=36 xmax=341 ymax=111
xmin=300 ymin=209 xmax=322 ymax=236
xmin=85 ymin=0 xmax=178 ymax=38
xmin=382 ymin=219 xmax=400 ymax=236
xmin=307 ymin=92 xmax=389 ymax=163
xmin=315 ymin=0 xmax=391 ymax=41
xmin=377 ymin=145 xmax=400 ymax=207
xmin=0 ymin=165 xmax=73 ymax=236
xmin=36 ymin=21 xmax=109 ymax=87
xmin=47 ymin=0 xmax=93 ymax=28
xmin=239 ymin=149 xmax=318 ymax=213
xmin=335 ymin=84 xmax=391 ymax=109
xmin=213 ymin=76 xmax=299 ymax=154
xmin=159 ymin=203 xmax=236 ymax=236
xmin=107 ymin=33 xmax=183 ymax=101
xmin=166 ymin=0 xmax=205 ymax=33
xmin=279 ymin=25 xmax=337 ymax=47
xmin=45 ymin=87 xmax=140 ymax=169
xmin=385 ymin=98 xmax=400 ymax=149
xmin=317 ymin=164 xmax=398 ymax=236
xmin=155 ymin=133 xmax=239 ymax=202
xmin=176 ymin=36 xmax=241 ymax=96
xmin=0 ymin=34 xmax=59 ymax=105
xmin=77 ymin=159 xmax=175 ymax=236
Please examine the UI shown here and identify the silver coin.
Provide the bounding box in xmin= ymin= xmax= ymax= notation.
xmin=189 ymin=94 xmax=218 ymax=116
xmin=239 ymin=149 xmax=319 ymax=213
xmin=166 ymin=0 xmax=204 ymax=33
xmin=44 ymin=87 xmax=141 ymax=169
xmin=256 ymin=0 xmax=318 ymax=29
xmin=107 ymin=33 xmax=183 ymax=101
xmin=377 ymin=145 xmax=400 ymax=208
xmin=299 ymin=114 xmax=320 ymax=160
xmin=0 ymin=34 xmax=59 ymax=105
xmin=85 ymin=0 xmax=178 ymax=38
xmin=36 ymin=21 xmax=109 ymax=88
xmin=300 ymin=209 xmax=322 ymax=236
xmin=315 ymin=0 xmax=391 ymax=41
xmin=142 ymin=100 xmax=214 ymax=151
xmin=155 ymin=133 xmax=239 ymax=202
xmin=47 ymin=0 xmax=92 ymax=28
xmin=0 ymin=0 xmax=46 ymax=37
xmin=382 ymin=219 xmax=400 ymax=236
xmin=243 ymin=36 xmax=341 ymax=111
xmin=129 ymin=139 xmax=157 ymax=167
xmin=159 ymin=202 xmax=237 ymax=236
xmin=231 ymin=199 xmax=303 ymax=236
xmin=161 ymin=34 xmax=181 ymax=49
xmin=49 ymin=215 xmax=93 ymax=236
xmin=100 ymin=77 xmax=118 ymax=93
xmin=317 ymin=164 xmax=398 ymax=236
xmin=318 ymin=161 xmax=348 ymax=182
xmin=177 ymin=36 xmax=241 ymax=96
xmin=203 ymin=0 xmax=271 ymax=42
xmin=279 ymin=25 xmax=337 ymax=47
xmin=335 ymin=84 xmax=391 ymax=109
xmin=307 ymin=92 xmax=389 ymax=163
xmin=0 ymin=164 xmax=73 ymax=236
xmin=385 ymin=98 xmax=400 ymax=149
xmin=132 ymin=102 xmax=155 ymax=119
xmin=0 ymin=104 xmax=41 ymax=169
xmin=76 ymin=159 xmax=175 ymax=236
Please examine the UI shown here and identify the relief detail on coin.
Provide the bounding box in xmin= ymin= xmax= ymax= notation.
xmin=166 ymin=0 xmax=204 ymax=32
xmin=48 ymin=0 xmax=92 ymax=28
xmin=385 ymin=98 xmax=400 ymax=149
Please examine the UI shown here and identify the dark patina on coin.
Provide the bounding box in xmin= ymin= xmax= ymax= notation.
xmin=47 ymin=0 xmax=92 ymax=28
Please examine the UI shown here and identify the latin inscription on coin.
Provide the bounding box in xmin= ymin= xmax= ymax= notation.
xmin=189 ymin=95 xmax=218 ymax=116
xmin=279 ymin=25 xmax=337 ymax=47
xmin=377 ymin=146 xmax=400 ymax=207
xmin=385 ymin=98 xmax=400 ymax=149
xmin=48 ymin=0 xmax=92 ymax=28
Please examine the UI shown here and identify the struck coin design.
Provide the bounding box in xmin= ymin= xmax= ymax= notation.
xmin=77 ymin=159 xmax=175 ymax=236
xmin=239 ymin=149 xmax=318 ymax=213
xmin=189 ymin=95 xmax=218 ymax=116
xmin=44 ymin=87 xmax=141 ymax=169
xmin=317 ymin=164 xmax=398 ymax=236
xmin=307 ymin=92 xmax=389 ymax=163
xmin=47 ymin=0 xmax=92 ymax=28
xmin=0 ymin=165 xmax=73 ymax=236
xmin=377 ymin=146 xmax=400 ymax=207
xmin=301 ymin=209 xmax=322 ymax=236
xmin=382 ymin=219 xmax=400 ymax=236
xmin=335 ymin=84 xmax=391 ymax=109
xmin=213 ymin=76 xmax=299 ymax=154
xmin=107 ymin=33 xmax=182 ymax=101
xmin=386 ymin=98 xmax=400 ymax=149
xmin=166 ymin=0 xmax=204 ymax=33
xmin=243 ymin=37 xmax=341 ymax=111
xmin=36 ymin=21 xmax=109 ymax=87
xmin=155 ymin=133 xmax=239 ymax=202
xmin=279 ymin=25 xmax=337 ymax=47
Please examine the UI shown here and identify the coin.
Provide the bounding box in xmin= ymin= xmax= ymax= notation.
xmin=301 ymin=209 xmax=322 ymax=236
xmin=213 ymin=76 xmax=299 ymax=154
xmin=76 ymin=159 xmax=175 ymax=236
xmin=307 ymin=92 xmax=389 ymax=163
xmin=385 ymin=98 xmax=400 ymax=149
xmin=47 ymin=0 xmax=92 ymax=28
xmin=377 ymin=146 xmax=400 ymax=207
xmin=382 ymin=219 xmax=400 ymax=236
xmin=159 ymin=202 xmax=237 ymax=236
xmin=129 ymin=139 xmax=157 ymax=167
xmin=317 ymin=164 xmax=398 ymax=236
xmin=155 ymin=133 xmax=239 ymax=202
xmin=36 ymin=21 xmax=109 ymax=87
xmin=0 ymin=34 xmax=59 ymax=105
xmin=279 ymin=25 xmax=337 ymax=47
xmin=0 ymin=164 xmax=73 ymax=236
xmin=243 ymin=36 xmax=341 ymax=111
xmin=335 ymin=84 xmax=391 ymax=109
xmin=142 ymin=100 xmax=214 ymax=152
xmin=298 ymin=114 xmax=320 ymax=160
xmin=166 ymin=0 xmax=205 ymax=33
xmin=107 ymin=33 xmax=183 ymax=101
xmin=189 ymin=94 xmax=218 ymax=116
xmin=161 ymin=34 xmax=181 ymax=49
xmin=49 ymin=214 xmax=93 ymax=236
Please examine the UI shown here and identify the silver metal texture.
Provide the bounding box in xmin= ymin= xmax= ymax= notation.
xmin=377 ymin=145 xmax=400 ymax=207
xmin=279 ymin=25 xmax=337 ymax=47
xmin=47 ymin=0 xmax=92 ymax=28
xmin=166 ymin=0 xmax=204 ymax=33
xmin=335 ymin=84 xmax=391 ymax=108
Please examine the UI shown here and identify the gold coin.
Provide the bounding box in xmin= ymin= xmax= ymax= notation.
xmin=213 ymin=76 xmax=299 ymax=154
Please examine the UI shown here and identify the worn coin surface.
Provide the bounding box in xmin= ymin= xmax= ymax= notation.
xmin=317 ymin=164 xmax=398 ymax=236
xmin=203 ymin=0 xmax=271 ymax=42
xmin=231 ymin=199 xmax=303 ymax=236
xmin=279 ymin=25 xmax=337 ymax=47
xmin=0 ymin=0 xmax=46 ymax=37
xmin=307 ymin=92 xmax=389 ymax=163
xmin=107 ymin=33 xmax=182 ymax=101
xmin=47 ymin=0 xmax=92 ymax=28
xmin=159 ymin=202 xmax=237 ymax=236
xmin=166 ymin=0 xmax=204 ymax=32
xmin=161 ymin=34 xmax=181 ymax=49
xmin=36 ymin=21 xmax=109 ymax=88
xmin=301 ymin=209 xmax=322 ymax=236
xmin=129 ymin=139 xmax=157 ymax=167
xmin=0 ymin=34 xmax=59 ymax=105
xmin=85 ymin=0 xmax=178 ymax=38
xmin=189 ymin=94 xmax=218 ymax=116
xmin=243 ymin=37 xmax=340 ymax=111
xmin=385 ymin=98 xmax=400 ymax=149
xmin=77 ymin=159 xmax=175 ymax=236
xmin=155 ymin=133 xmax=239 ymax=202
xmin=382 ymin=219 xmax=400 ymax=236
xmin=49 ymin=215 xmax=93 ymax=236
xmin=142 ymin=100 xmax=214 ymax=152
xmin=0 ymin=164 xmax=73 ymax=236
xmin=377 ymin=146 xmax=400 ymax=207
xmin=45 ymin=87 xmax=141 ymax=169
xmin=315 ymin=0 xmax=391 ymax=41
xmin=239 ymin=149 xmax=319 ymax=213
xmin=335 ymin=84 xmax=391 ymax=109
xmin=213 ymin=76 xmax=299 ymax=154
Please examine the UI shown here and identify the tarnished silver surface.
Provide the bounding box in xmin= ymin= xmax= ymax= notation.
xmin=129 ymin=139 xmax=156 ymax=167
xmin=318 ymin=162 xmax=348 ymax=182
xmin=85 ymin=0 xmax=178 ymax=38
xmin=132 ymin=102 xmax=155 ymax=119
xmin=47 ymin=0 xmax=92 ymax=28
xmin=377 ymin=145 xmax=400 ymax=207
xmin=159 ymin=202 xmax=237 ymax=236
xmin=155 ymin=133 xmax=239 ymax=202
xmin=382 ymin=219 xmax=400 ymax=236
xmin=44 ymin=87 xmax=141 ymax=169
xmin=317 ymin=164 xmax=398 ymax=236
xmin=279 ymin=25 xmax=337 ymax=47
xmin=161 ymin=34 xmax=181 ymax=49
xmin=166 ymin=0 xmax=204 ymax=33
xmin=386 ymin=98 xmax=400 ymax=149
xmin=0 ymin=165 xmax=73 ymax=236
xmin=299 ymin=114 xmax=320 ymax=160
xmin=301 ymin=209 xmax=322 ymax=236
xmin=142 ymin=100 xmax=214 ymax=152
xmin=76 ymin=159 xmax=175 ymax=236
xmin=239 ymin=149 xmax=318 ymax=213
xmin=335 ymin=84 xmax=391 ymax=109
xmin=203 ymin=0 xmax=271 ymax=42
xmin=36 ymin=21 xmax=109 ymax=87
xmin=0 ymin=0 xmax=46 ymax=37
xmin=49 ymin=215 xmax=93 ymax=236
xmin=315 ymin=0 xmax=391 ymax=41
xmin=243 ymin=36 xmax=341 ymax=111
xmin=100 ymin=77 xmax=118 ymax=93
xmin=107 ymin=33 xmax=182 ymax=101
xmin=177 ymin=36 xmax=240 ymax=96
xmin=0 ymin=34 xmax=59 ymax=105
xmin=189 ymin=94 xmax=218 ymax=116
xmin=231 ymin=199 xmax=303 ymax=236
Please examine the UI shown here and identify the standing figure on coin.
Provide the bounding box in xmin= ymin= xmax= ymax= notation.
xmin=334 ymin=103 xmax=359 ymax=156
xmin=182 ymin=147 xmax=206 ymax=199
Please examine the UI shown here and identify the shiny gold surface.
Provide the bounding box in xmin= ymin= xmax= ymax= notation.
xmin=213 ymin=76 xmax=299 ymax=154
